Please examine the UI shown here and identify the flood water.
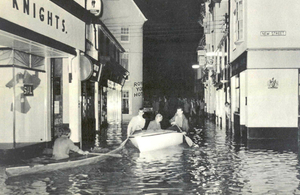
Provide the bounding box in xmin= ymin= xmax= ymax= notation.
xmin=1 ymin=120 xmax=300 ymax=194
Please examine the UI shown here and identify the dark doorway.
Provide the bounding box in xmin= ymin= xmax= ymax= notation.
xmin=81 ymin=81 xmax=96 ymax=149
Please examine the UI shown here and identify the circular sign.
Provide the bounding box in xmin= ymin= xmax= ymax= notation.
xmin=80 ymin=55 xmax=93 ymax=81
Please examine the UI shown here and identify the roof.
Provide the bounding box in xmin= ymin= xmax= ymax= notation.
xmin=131 ymin=0 xmax=148 ymax=22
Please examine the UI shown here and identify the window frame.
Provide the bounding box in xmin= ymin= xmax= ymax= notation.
xmin=234 ymin=0 xmax=244 ymax=44
xmin=122 ymin=90 xmax=130 ymax=114
xmin=120 ymin=27 xmax=130 ymax=43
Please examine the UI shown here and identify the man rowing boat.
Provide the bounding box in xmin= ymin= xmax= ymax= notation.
xmin=167 ymin=107 xmax=189 ymax=132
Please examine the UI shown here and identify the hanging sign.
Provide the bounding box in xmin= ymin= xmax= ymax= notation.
xmin=80 ymin=55 xmax=93 ymax=81
xmin=87 ymin=0 xmax=102 ymax=16
xmin=90 ymin=63 xmax=103 ymax=82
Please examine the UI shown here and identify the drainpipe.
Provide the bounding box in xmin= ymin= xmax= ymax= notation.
xmin=228 ymin=0 xmax=231 ymax=128
xmin=12 ymin=58 xmax=16 ymax=148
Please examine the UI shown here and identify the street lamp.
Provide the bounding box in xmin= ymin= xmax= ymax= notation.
xmin=192 ymin=64 xmax=200 ymax=69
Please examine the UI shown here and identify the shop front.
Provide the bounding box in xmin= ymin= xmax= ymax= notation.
xmin=100 ymin=62 xmax=128 ymax=127
xmin=0 ymin=0 xmax=85 ymax=158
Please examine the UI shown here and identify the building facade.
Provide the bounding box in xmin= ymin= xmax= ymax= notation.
xmin=0 ymin=0 xmax=85 ymax=154
xmin=198 ymin=0 xmax=300 ymax=140
xmin=0 ymin=0 xmax=127 ymax=158
xmin=101 ymin=0 xmax=147 ymax=123
xmin=230 ymin=0 xmax=299 ymax=139
xmin=197 ymin=0 xmax=230 ymax=129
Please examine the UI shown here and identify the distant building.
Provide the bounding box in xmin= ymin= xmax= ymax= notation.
xmin=197 ymin=0 xmax=230 ymax=128
xmin=101 ymin=0 xmax=147 ymax=123
xmin=198 ymin=0 xmax=299 ymax=141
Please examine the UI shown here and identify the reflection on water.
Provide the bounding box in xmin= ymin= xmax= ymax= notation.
xmin=1 ymin=120 xmax=300 ymax=194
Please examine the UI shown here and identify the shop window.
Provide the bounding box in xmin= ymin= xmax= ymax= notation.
xmin=235 ymin=75 xmax=240 ymax=113
xmin=122 ymin=90 xmax=129 ymax=114
xmin=121 ymin=52 xmax=129 ymax=71
xmin=0 ymin=67 xmax=45 ymax=144
xmin=121 ymin=27 xmax=129 ymax=42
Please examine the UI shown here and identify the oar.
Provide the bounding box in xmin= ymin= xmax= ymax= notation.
xmin=174 ymin=124 xmax=194 ymax=147
xmin=120 ymin=137 xmax=129 ymax=148
xmin=118 ymin=128 xmax=139 ymax=148
xmin=89 ymin=153 xmax=122 ymax=158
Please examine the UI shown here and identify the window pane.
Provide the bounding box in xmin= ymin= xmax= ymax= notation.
xmin=122 ymin=90 xmax=129 ymax=114
xmin=121 ymin=27 xmax=129 ymax=42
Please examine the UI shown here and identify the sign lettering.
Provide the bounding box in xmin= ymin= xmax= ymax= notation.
xmin=133 ymin=81 xmax=143 ymax=97
xmin=12 ymin=0 xmax=66 ymax=33
xmin=23 ymin=84 xmax=34 ymax=96
xmin=260 ymin=31 xmax=286 ymax=36
xmin=0 ymin=0 xmax=85 ymax=50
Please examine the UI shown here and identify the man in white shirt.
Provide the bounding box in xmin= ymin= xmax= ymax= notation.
xmin=127 ymin=108 xmax=146 ymax=137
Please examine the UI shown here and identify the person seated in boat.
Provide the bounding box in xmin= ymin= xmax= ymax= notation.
xmin=127 ymin=108 xmax=146 ymax=137
xmin=167 ymin=107 xmax=189 ymax=132
xmin=52 ymin=126 xmax=89 ymax=160
xmin=147 ymin=113 xmax=163 ymax=130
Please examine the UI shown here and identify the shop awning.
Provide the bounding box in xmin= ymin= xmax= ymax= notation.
xmin=100 ymin=60 xmax=129 ymax=86
xmin=0 ymin=48 xmax=45 ymax=71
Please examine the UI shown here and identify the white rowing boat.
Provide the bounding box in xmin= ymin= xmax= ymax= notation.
xmin=129 ymin=130 xmax=191 ymax=152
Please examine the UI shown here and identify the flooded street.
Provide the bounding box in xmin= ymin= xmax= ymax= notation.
xmin=1 ymin=120 xmax=300 ymax=194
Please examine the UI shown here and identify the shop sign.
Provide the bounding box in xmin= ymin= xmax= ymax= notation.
xmin=87 ymin=0 xmax=102 ymax=16
xmin=0 ymin=0 xmax=85 ymax=51
xmin=80 ymin=55 xmax=93 ymax=81
xmin=90 ymin=63 xmax=103 ymax=82
xmin=133 ymin=81 xmax=143 ymax=97
xmin=23 ymin=84 xmax=34 ymax=96
xmin=260 ymin=31 xmax=286 ymax=36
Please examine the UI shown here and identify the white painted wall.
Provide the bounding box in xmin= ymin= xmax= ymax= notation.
xmin=69 ymin=51 xmax=82 ymax=143
xmin=247 ymin=0 xmax=300 ymax=49
xmin=248 ymin=51 xmax=300 ymax=69
xmin=240 ymin=71 xmax=246 ymax=126
xmin=231 ymin=0 xmax=300 ymax=63
xmin=247 ymin=69 xmax=298 ymax=127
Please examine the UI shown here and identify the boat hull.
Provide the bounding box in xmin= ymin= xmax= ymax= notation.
xmin=129 ymin=130 xmax=184 ymax=152
xmin=5 ymin=153 xmax=117 ymax=178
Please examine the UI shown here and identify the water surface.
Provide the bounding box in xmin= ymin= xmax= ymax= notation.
xmin=1 ymin=121 xmax=300 ymax=194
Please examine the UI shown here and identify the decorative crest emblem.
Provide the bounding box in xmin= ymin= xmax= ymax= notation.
xmin=268 ymin=78 xmax=278 ymax=89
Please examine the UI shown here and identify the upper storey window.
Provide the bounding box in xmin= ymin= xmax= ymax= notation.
xmin=234 ymin=0 xmax=244 ymax=43
xmin=121 ymin=27 xmax=129 ymax=42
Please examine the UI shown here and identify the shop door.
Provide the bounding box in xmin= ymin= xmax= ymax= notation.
xmin=81 ymin=81 xmax=95 ymax=147
xmin=51 ymin=59 xmax=63 ymax=140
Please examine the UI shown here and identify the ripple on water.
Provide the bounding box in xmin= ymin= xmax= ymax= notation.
xmin=1 ymin=121 xmax=300 ymax=194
